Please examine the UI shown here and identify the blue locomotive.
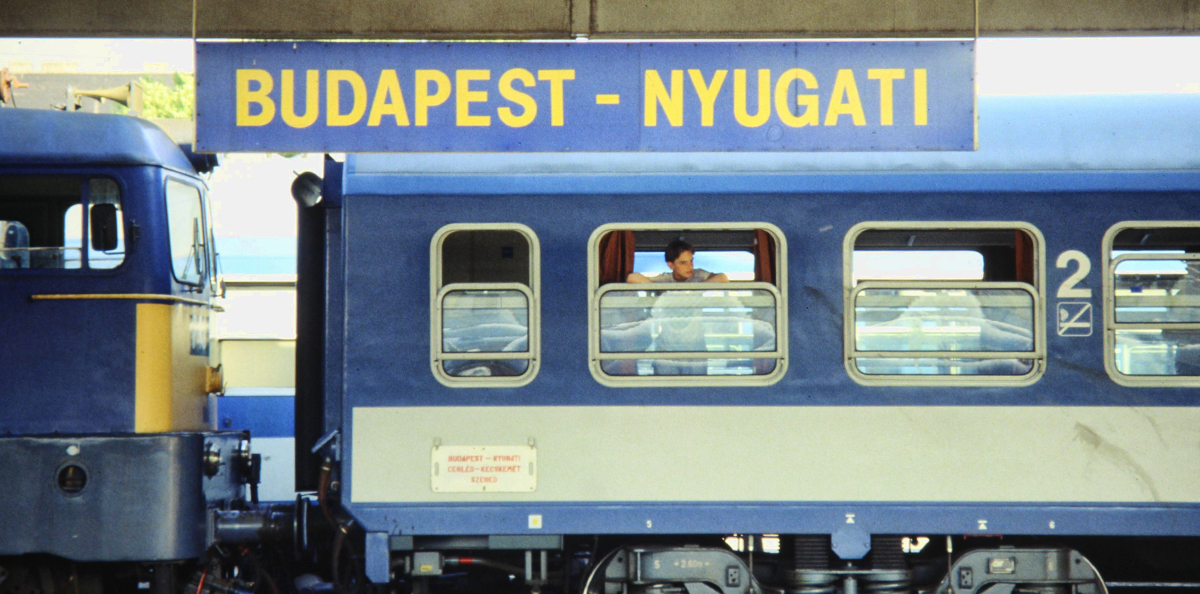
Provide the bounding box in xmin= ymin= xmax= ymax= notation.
xmin=0 ymin=109 xmax=261 ymax=593
xmin=290 ymin=92 xmax=1200 ymax=593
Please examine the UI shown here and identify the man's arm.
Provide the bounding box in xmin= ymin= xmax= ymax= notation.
xmin=705 ymin=272 xmax=729 ymax=282
xmin=627 ymin=272 xmax=651 ymax=283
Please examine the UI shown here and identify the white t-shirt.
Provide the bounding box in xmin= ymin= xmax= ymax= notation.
xmin=648 ymin=269 xmax=714 ymax=283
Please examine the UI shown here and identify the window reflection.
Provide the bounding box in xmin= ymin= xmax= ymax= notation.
xmin=441 ymin=289 xmax=529 ymax=354
xmin=853 ymin=287 xmax=1034 ymax=376
xmin=1114 ymin=259 xmax=1200 ymax=323
xmin=598 ymin=287 xmax=778 ymax=376
xmin=439 ymin=288 xmax=531 ymax=379
xmin=1112 ymin=252 xmax=1200 ymax=376
xmin=166 ymin=181 xmax=207 ymax=284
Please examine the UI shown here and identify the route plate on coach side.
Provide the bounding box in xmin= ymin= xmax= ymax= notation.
xmin=431 ymin=445 xmax=537 ymax=492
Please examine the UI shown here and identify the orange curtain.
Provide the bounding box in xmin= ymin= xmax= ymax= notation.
xmin=753 ymin=229 xmax=776 ymax=284
xmin=599 ymin=230 xmax=636 ymax=284
xmin=1014 ymin=230 xmax=1034 ymax=284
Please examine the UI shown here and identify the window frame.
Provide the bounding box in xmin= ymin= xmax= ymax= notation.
xmin=205 ymin=188 xmax=222 ymax=295
xmin=587 ymin=222 xmax=788 ymax=388
xmin=430 ymin=223 xmax=540 ymax=388
xmin=164 ymin=177 xmax=211 ymax=289
xmin=1103 ymin=221 xmax=1200 ymax=387
xmin=843 ymin=221 xmax=1047 ymax=387
xmin=83 ymin=177 xmax=128 ymax=271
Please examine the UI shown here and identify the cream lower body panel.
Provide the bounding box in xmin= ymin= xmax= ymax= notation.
xmin=351 ymin=406 xmax=1200 ymax=504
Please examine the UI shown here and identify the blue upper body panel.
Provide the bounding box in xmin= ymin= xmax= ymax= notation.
xmin=2 ymin=109 xmax=198 ymax=175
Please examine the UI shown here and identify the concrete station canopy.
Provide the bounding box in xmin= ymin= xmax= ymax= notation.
xmin=5 ymin=0 xmax=1200 ymax=39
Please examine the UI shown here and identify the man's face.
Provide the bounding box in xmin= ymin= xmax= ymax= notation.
xmin=668 ymin=250 xmax=695 ymax=281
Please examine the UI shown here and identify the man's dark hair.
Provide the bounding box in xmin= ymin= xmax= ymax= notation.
xmin=665 ymin=239 xmax=694 ymax=263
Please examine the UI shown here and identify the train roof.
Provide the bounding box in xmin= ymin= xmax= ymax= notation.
xmin=0 ymin=108 xmax=198 ymax=174
xmin=347 ymin=94 xmax=1200 ymax=193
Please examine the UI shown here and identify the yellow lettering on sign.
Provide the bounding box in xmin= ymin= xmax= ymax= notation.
xmin=498 ymin=68 xmax=537 ymax=128
xmin=233 ymin=64 xmax=934 ymax=135
xmin=734 ymin=69 xmax=770 ymax=128
xmin=368 ymin=69 xmax=410 ymax=126
xmin=236 ymin=69 xmax=275 ymax=127
xmin=281 ymin=70 xmax=320 ymax=129
xmin=775 ymin=68 xmax=819 ymax=128
xmin=914 ymin=68 xmax=928 ymax=126
xmin=825 ymin=69 xmax=866 ymax=126
xmin=456 ymin=69 xmax=491 ymax=127
xmin=537 ymin=69 xmax=575 ymax=126
xmin=868 ymin=68 xmax=905 ymax=126
xmin=688 ymin=70 xmax=726 ymax=127
xmin=327 ymin=70 xmax=367 ymax=126
xmin=415 ymin=70 xmax=451 ymax=127
xmin=644 ymin=70 xmax=683 ymax=127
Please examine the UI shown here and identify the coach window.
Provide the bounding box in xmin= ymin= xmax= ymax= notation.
xmin=166 ymin=180 xmax=209 ymax=287
xmin=0 ymin=176 xmax=125 ymax=270
xmin=1104 ymin=223 xmax=1200 ymax=386
xmin=845 ymin=222 xmax=1045 ymax=386
xmin=431 ymin=224 xmax=540 ymax=387
xmin=588 ymin=223 xmax=787 ymax=387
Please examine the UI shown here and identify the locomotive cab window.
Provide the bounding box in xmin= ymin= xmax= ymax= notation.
xmin=166 ymin=180 xmax=209 ymax=286
xmin=845 ymin=222 xmax=1045 ymax=386
xmin=431 ymin=224 xmax=540 ymax=387
xmin=1104 ymin=222 xmax=1200 ymax=385
xmin=0 ymin=176 xmax=125 ymax=270
xmin=588 ymin=223 xmax=787 ymax=387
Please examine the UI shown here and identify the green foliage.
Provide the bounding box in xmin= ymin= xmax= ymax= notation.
xmin=116 ymin=72 xmax=195 ymax=119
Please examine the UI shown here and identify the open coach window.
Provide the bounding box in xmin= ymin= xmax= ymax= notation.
xmin=0 ymin=176 xmax=125 ymax=270
xmin=845 ymin=222 xmax=1045 ymax=386
xmin=431 ymin=224 xmax=540 ymax=387
xmin=1104 ymin=223 xmax=1200 ymax=385
xmin=588 ymin=224 xmax=787 ymax=387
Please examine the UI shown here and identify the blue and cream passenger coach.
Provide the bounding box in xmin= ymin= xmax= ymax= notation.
xmin=293 ymin=93 xmax=1200 ymax=590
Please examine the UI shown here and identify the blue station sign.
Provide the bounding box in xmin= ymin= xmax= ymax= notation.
xmin=196 ymin=40 xmax=975 ymax=152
